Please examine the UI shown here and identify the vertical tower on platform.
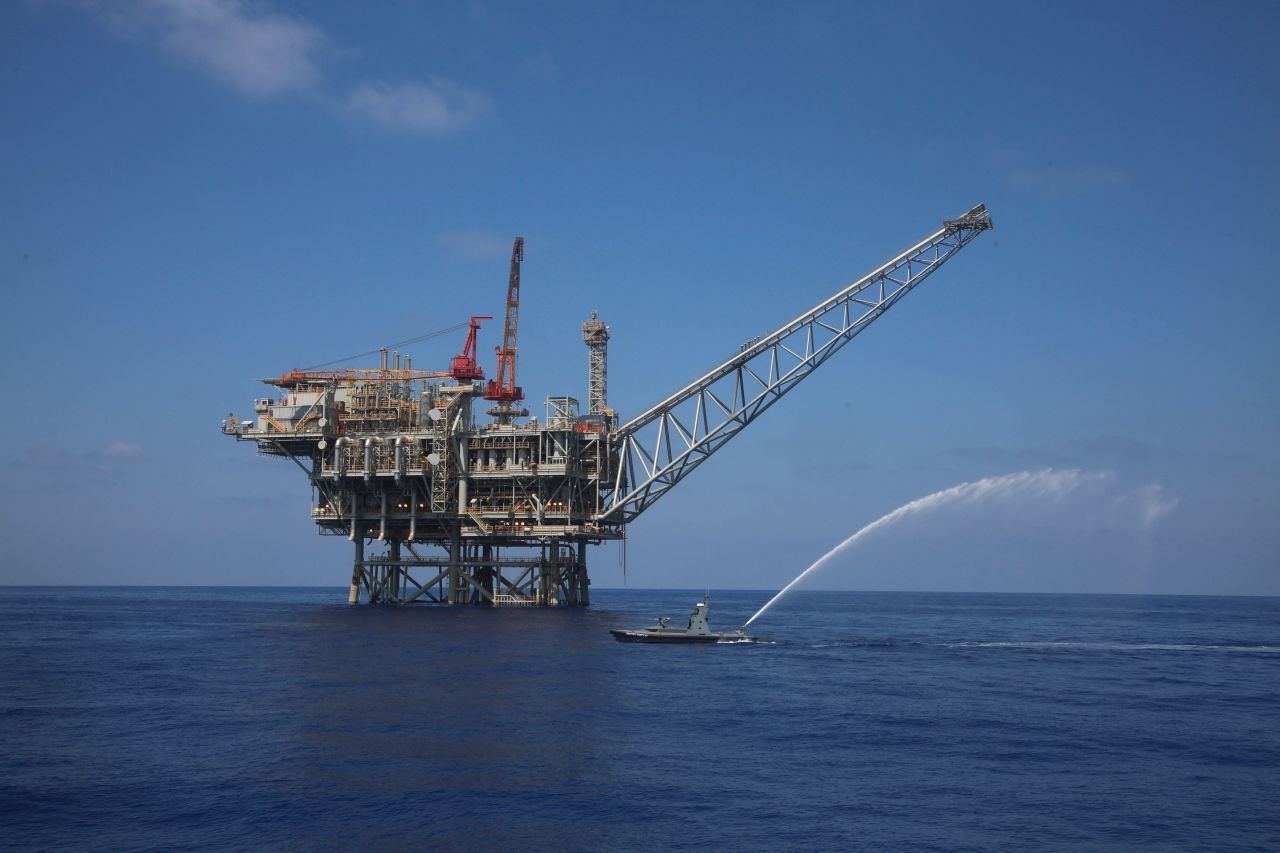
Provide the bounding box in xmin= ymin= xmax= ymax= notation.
xmin=581 ymin=310 xmax=614 ymax=423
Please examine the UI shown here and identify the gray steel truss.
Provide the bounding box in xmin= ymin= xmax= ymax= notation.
xmin=599 ymin=203 xmax=993 ymax=524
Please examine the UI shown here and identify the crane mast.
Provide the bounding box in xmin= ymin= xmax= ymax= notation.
xmin=484 ymin=237 xmax=527 ymax=423
xmin=449 ymin=315 xmax=492 ymax=381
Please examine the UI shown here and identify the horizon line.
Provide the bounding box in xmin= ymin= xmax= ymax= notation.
xmin=0 ymin=584 xmax=1275 ymax=599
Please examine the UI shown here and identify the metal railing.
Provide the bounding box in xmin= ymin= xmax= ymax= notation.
xmin=492 ymin=594 xmax=536 ymax=607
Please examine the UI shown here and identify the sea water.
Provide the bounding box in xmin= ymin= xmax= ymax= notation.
xmin=1 ymin=587 xmax=1277 ymax=851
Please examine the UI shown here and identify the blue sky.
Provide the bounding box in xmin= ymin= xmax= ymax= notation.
xmin=2 ymin=1 xmax=1277 ymax=594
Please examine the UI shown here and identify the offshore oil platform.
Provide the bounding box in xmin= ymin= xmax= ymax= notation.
xmin=222 ymin=204 xmax=992 ymax=606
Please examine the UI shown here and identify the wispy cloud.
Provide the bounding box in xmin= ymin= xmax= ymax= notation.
xmin=1007 ymin=163 xmax=1131 ymax=196
xmin=346 ymin=80 xmax=491 ymax=136
xmin=437 ymin=228 xmax=513 ymax=258
xmin=975 ymin=134 xmax=1130 ymax=197
xmin=11 ymin=442 xmax=148 ymax=487
xmin=521 ymin=48 xmax=558 ymax=83
xmin=940 ymin=434 xmax=1256 ymax=469
xmin=103 ymin=442 xmax=147 ymax=459
xmin=67 ymin=0 xmax=489 ymax=134
xmin=80 ymin=0 xmax=325 ymax=97
xmin=148 ymin=0 xmax=323 ymax=96
xmin=798 ymin=459 xmax=871 ymax=479
xmin=14 ymin=445 xmax=83 ymax=473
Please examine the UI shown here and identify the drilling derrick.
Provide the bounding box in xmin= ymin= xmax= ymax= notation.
xmin=222 ymin=204 xmax=992 ymax=606
xmin=484 ymin=237 xmax=528 ymax=424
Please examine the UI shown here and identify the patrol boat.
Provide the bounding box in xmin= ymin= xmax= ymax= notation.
xmin=609 ymin=595 xmax=757 ymax=643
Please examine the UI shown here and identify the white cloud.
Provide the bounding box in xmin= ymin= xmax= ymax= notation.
xmin=1008 ymin=163 xmax=1131 ymax=195
xmin=345 ymin=79 xmax=492 ymax=135
xmin=147 ymin=0 xmax=324 ymax=96
xmin=522 ymin=48 xmax=558 ymax=83
xmin=65 ymin=1 xmax=491 ymax=134
xmin=87 ymin=0 xmax=327 ymax=97
xmin=437 ymin=228 xmax=513 ymax=258
xmin=103 ymin=442 xmax=147 ymax=459
xmin=10 ymin=442 xmax=147 ymax=488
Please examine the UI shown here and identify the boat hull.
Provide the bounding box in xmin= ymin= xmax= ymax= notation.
xmin=609 ymin=629 xmax=746 ymax=644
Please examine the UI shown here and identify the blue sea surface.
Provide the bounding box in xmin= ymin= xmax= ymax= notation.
xmin=1 ymin=587 xmax=1277 ymax=851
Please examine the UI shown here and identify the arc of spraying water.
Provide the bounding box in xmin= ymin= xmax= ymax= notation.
xmin=741 ymin=469 xmax=1106 ymax=630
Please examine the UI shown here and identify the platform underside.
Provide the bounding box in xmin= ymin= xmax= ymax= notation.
xmin=347 ymin=533 xmax=597 ymax=606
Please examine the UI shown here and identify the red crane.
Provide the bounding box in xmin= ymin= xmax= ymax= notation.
xmin=448 ymin=315 xmax=492 ymax=381
xmin=484 ymin=237 xmax=525 ymax=405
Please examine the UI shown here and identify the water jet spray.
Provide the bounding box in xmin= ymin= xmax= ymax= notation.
xmin=741 ymin=469 xmax=1175 ymax=630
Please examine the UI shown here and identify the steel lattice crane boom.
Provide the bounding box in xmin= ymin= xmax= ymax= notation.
xmin=267 ymin=368 xmax=450 ymax=388
xmin=597 ymin=203 xmax=993 ymax=524
xmin=484 ymin=237 xmax=526 ymax=420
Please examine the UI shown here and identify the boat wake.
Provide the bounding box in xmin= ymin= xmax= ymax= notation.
xmin=799 ymin=639 xmax=1280 ymax=654
xmin=946 ymin=640 xmax=1280 ymax=654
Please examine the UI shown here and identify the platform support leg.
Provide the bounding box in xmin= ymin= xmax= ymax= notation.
xmin=480 ymin=544 xmax=495 ymax=604
xmin=549 ymin=541 xmax=556 ymax=606
xmin=348 ymin=536 xmax=364 ymax=605
xmin=447 ymin=527 xmax=461 ymax=605
xmin=562 ymin=541 xmax=579 ymax=607
xmin=389 ymin=539 xmax=401 ymax=603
